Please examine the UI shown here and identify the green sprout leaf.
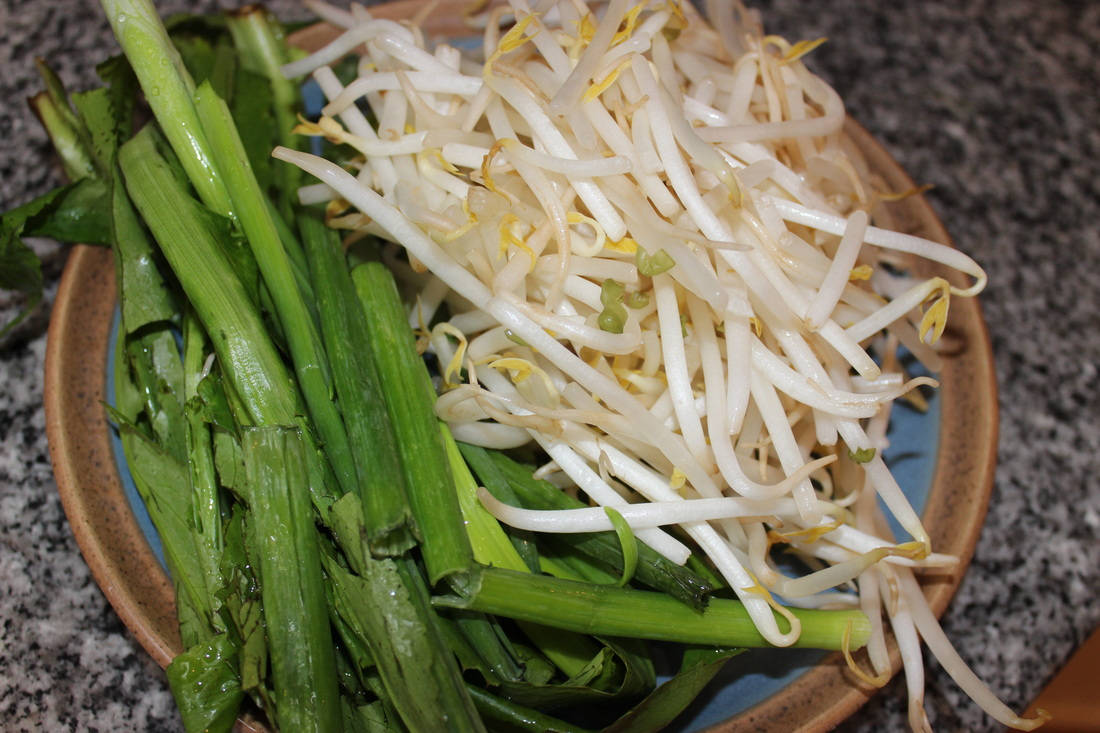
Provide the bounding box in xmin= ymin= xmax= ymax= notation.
xmin=848 ymin=447 xmax=876 ymax=464
xmin=635 ymin=245 xmax=675 ymax=277
xmin=603 ymin=507 xmax=638 ymax=587
xmin=598 ymin=278 xmax=628 ymax=334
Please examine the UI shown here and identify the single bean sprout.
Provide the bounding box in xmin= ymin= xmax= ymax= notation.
xmin=275 ymin=0 xmax=1045 ymax=728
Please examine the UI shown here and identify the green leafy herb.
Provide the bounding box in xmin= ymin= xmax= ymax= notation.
xmin=241 ymin=427 xmax=342 ymax=733
xmin=165 ymin=635 xmax=245 ymax=733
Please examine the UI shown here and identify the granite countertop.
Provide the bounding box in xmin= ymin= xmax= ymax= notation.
xmin=1 ymin=0 xmax=1096 ymax=730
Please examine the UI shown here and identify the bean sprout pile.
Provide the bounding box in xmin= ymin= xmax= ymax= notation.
xmin=273 ymin=0 xmax=1045 ymax=729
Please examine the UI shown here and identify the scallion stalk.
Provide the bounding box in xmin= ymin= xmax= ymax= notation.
xmin=300 ymin=213 xmax=415 ymax=554
xmin=466 ymin=685 xmax=595 ymax=733
xmin=461 ymin=444 xmax=715 ymax=610
xmin=436 ymin=567 xmax=871 ymax=651
xmin=325 ymin=494 xmax=486 ymax=733
xmin=119 ymin=124 xmax=300 ymax=429
xmin=193 ymin=82 xmax=360 ymax=501
xmin=241 ymin=426 xmax=342 ymax=733
xmin=225 ymin=6 xmax=301 ymax=218
xmin=101 ymin=0 xmax=234 ymax=216
xmin=444 ymin=426 xmax=604 ymax=679
xmin=351 ymin=261 xmax=474 ymax=585
xmin=181 ymin=309 xmax=223 ymax=612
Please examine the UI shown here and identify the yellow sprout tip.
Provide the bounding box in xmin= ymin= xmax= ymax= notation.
xmin=781 ymin=37 xmax=828 ymax=64
xmin=878 ymin=182 xmax=934 ymax=202
xmin=610 ymin=3 xmax=647 ymax=46
xmin=1004 ymin=707 xmax=1052 ymax=731
xmin=919 ymin=294 xmax=950 ymax=344
xmin=892 ymin=540 xmax=930 ymax=561
xmin=849 ymin=264 xmax=873 ymax=281
xmin=669 ymin=467 xmax=687 ymax=491
xmin=842 ymin=620 xmax=890 ymax=688
xmin=481 ymin=139 xmax=506 ymax=193
xmin=607 ymin=236 xmax=639 ymax=254
xmin=583 ymin=56 xmax=633 ymax=103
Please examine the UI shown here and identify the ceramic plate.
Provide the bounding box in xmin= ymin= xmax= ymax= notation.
xmin=44 ymin=3 xmax=997 ymax=730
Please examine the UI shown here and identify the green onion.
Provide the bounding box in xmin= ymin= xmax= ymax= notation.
xmin=466 ymin=685 xmax=595 ymax=733
xmin=450 ymin=610 xmax=526 ymax=683
xmin=444 ymin=426 xmax=529 ymax=573
xmin=27 ymin=91 xmax=95 ymax=180
xmin=115 ymin=423 xmax=212 ymax=647
xmin=445 ymin=428 xmax=606 ymax=678
xmin=217 ymin=506 xmax=269 ymax=707
xmin=461 ymin=444 xmax=715 ymax=610
xmin=193 ymin=82 xmax=360 ymax=501
xmin=34 ymin=58 xmax=84 ymax=136
xmin=351 ymin=261 xmax=474 ymax=585
xmin=325 ymin=494 xmax=486 ymax=733
xmin=300 ymin=213 xmax=415 ymax=554
xmin=436 ymin=567 xmax=871 ymax=651
xmin=164 ymin=635 xmax=244 ymax=733
xmin=225 ymin=6 xmax=302 ymax=218
xmin=601 ymin=647 xmax=743 ymax=733
xmin=241 ymin=426 xmax=342 ymax=733
xmin=119 ymin=126 xmax=300 ymax=428
xmin=181 ymin=310 xmax=223 ymax=610
xmin=101 ymin=0 xmax=234 ymax=216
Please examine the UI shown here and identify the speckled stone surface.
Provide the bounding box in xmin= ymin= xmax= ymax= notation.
xmin=1 ymin=1 xmax=1096 ymax=731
